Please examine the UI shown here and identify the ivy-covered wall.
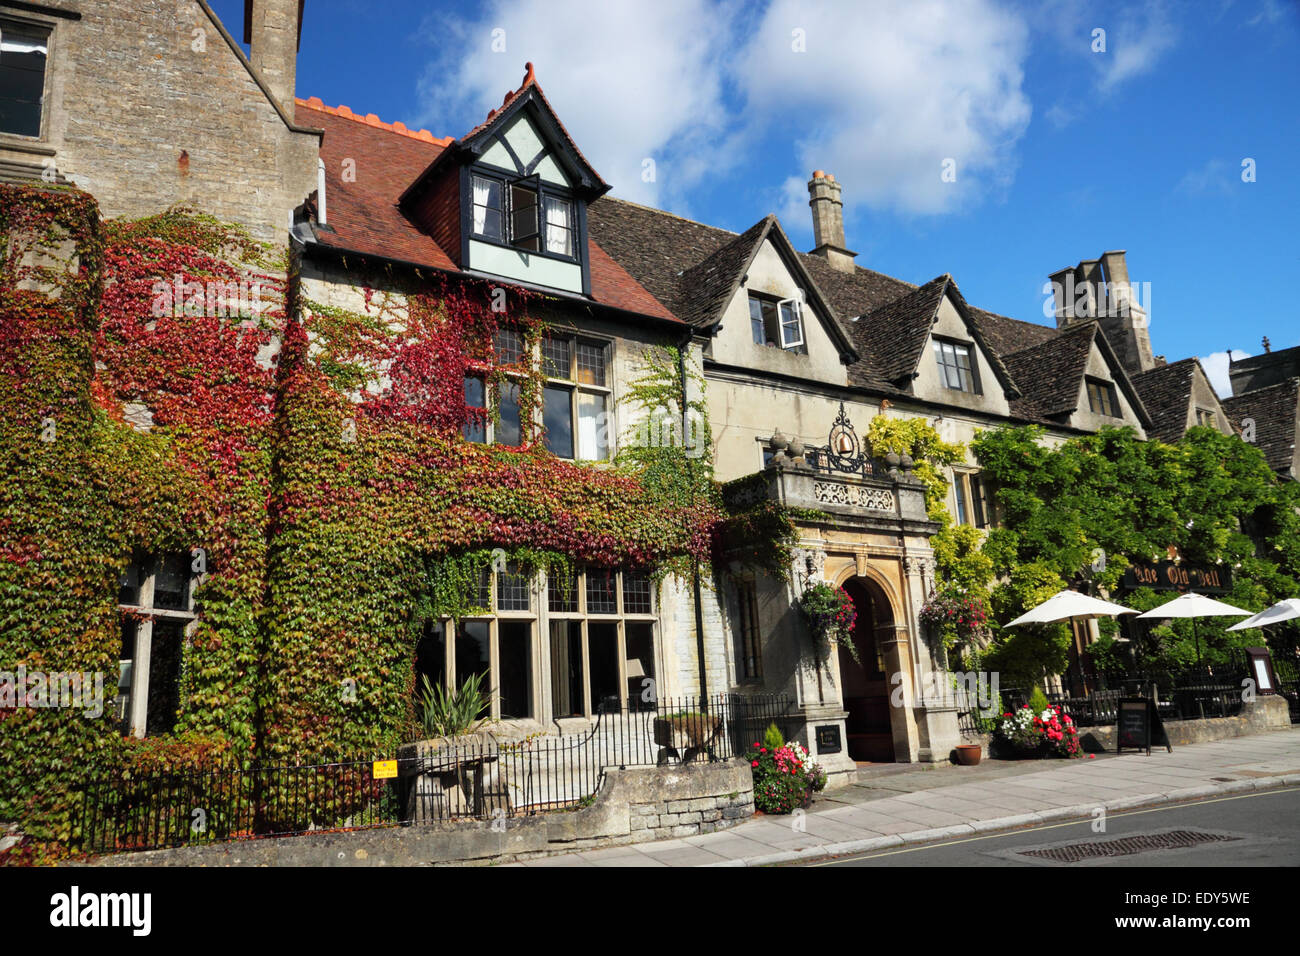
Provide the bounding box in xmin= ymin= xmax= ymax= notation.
xmin=0 ymin=184 xmax=729 ymax=856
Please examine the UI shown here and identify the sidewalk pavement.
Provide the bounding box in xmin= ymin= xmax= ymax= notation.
xmin=507 ymin=729 xmax=1300 ymax=867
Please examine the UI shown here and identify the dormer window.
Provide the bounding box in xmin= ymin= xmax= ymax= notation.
xmin=748 ymin=294 xmax=806 ymax=352
xmin=472 ymin=175 xmax=504 ymax=241
xmin=1086 ymin=378 xmax=1120 ymax=418
xmin=471 ymin=172 xmax=578 ymax=261
xmin=934 ymin=338 xmax=981 ymax=394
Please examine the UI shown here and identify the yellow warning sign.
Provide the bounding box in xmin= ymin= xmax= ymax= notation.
xmin=372 ymin=759 xmax=398 ymax=779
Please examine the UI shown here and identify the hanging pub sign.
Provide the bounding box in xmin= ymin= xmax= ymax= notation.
xmin=1122 ymin=561 xmax=1232 ymax=594
xmin=1116 ymin=697 xmax=1172 ymax=756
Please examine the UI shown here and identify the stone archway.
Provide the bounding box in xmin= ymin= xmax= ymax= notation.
xmin=837 ymin=576 xmax=897 ymax=762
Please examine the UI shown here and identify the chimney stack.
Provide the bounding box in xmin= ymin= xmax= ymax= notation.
xmin=807 ymin=171 xmax=857 ymax=273
xmin=1049 ymin=250 xmax=1154 ymax=376
xmin=247 ymin=0 xmax=301 ymax=117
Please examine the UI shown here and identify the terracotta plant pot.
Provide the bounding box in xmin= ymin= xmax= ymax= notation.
xmin=954 ymin=744 xmax=982 ymax=766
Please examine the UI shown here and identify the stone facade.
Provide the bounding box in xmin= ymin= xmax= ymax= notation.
xmin=0 ymin=0 xmax=319 ymax=242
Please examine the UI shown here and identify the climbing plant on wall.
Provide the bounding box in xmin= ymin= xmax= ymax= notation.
xmin=0 ymin=185 xmax=732 ymax=858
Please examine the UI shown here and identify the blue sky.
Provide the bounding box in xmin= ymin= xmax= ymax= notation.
xmin=213 ymin=0 xmax=1300 ymax=394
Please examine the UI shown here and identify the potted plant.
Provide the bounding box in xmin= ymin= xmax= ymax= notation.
xmin=744 ymin=723 xmax=825 ymax=814
xmin=653 ymin=711 xmax=723 ymax=764
xmin=992 ymin=702 xmax=1081 ymax=759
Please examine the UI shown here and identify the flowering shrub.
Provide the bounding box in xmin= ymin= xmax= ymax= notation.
xmin=745 ymin=739 xmax=826 ymax=813
xmin=797 ymin=581 xmax=859 ymax=662
xmin=993 ymin=704 xmax=1081 ymax=758
xmin=919 ymin=582 xmax=990 ymax=650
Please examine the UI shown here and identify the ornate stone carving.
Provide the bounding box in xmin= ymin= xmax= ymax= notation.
xmin=813 ymin=480 xmax=895 ymax=512
xmin=904 ymin=555 xmax=936 ymax=578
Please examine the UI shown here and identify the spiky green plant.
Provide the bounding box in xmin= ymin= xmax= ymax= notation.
xmin=419 ymin=672 xmax=492 ymax=739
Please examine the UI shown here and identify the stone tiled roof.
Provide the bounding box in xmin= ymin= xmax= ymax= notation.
xmin=1131 ymin=358 xmax=1200 ymax=444
xmin=849 ymin=275 xmax=950 ymax=385
xmin=1222 ymin=379 xmax=1300 ymax=475
xmin=294 ymin=100 xmax=676 ymax=322
xmin=677 ymin=217 xmax=772 ymax=328
xmin=1001 ymin=323 xmax=1099 ymax=419
xmin=586 ymin=197 xmax=753 ymax=327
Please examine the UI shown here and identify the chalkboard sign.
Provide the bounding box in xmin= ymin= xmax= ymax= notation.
xmin=1117 ymin=697 xmax=1172 ymax=755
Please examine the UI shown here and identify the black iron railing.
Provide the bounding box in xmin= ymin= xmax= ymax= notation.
xmin=80 ymin=693 xmax=795 ymax=854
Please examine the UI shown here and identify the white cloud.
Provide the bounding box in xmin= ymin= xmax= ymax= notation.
xmin=413 ymin=0 xmax=1034 ymax=219
xmin=1091 ymin=2 xmax=1179 ymax=93
xmin=414 ymin=0 xmax=738 ymax=208
xmin=736 ymin=0 xmax=1033 ymax=217
xmin=1176 ymin=158 xmax=1235 ymax=196
xmin=1044 ymin=102 xmax=1075 ymax=129
xmin=1199 ymin=349 xmax=1250 ymax=397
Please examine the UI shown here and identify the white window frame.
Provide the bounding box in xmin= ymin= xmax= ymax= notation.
xmin=116 ymin=552 xmax=200 ymax=738
xmin=541 ymin=332 xmax=614 ymax=462
xmin=777 ymin=298 xmax=805 ymax=349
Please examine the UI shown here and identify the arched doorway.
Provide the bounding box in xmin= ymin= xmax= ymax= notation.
xmin=837 ymin=577 xmax=895 ymax=762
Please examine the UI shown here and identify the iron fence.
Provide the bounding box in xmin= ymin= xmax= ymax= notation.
xmin=79 ymin=692 xmax=795 ymax=854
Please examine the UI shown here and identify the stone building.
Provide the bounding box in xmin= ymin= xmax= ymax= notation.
xmin=1222 ymin=342 xmax=1300 ymax=480
xmin=0 ymin=0 xmax=318 ymax=241
xmin=1 ymin=0 xmax=1254 ymax=772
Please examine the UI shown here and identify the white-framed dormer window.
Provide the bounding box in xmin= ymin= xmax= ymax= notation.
xmin=748 ymin=293 xmax=806 ymax=353
xmin=0 ymin=17 xmax=51 ymax=139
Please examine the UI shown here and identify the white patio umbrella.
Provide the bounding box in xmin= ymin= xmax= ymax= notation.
xmin=1136 ymin=592 xmax=1252 ymax=667
xmin=1005 ymin=589 xmax=1137 ymax=628
xmin=1227 ymin=598 xmax=1300 ymax=632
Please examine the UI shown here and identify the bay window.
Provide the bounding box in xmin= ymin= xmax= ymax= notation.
xmin=414 ymin=564 xmax=658 ymax=723
xmin=548 ymin=569 xmax=657 ymax=717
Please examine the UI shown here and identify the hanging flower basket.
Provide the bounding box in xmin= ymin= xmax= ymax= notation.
xmin=797 ymin=581 xmax=859 ymax=664
xmin=919 ymin=583 xmax=990 ymax=651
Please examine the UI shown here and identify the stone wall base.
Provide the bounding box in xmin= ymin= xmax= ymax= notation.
xmin=96 ymin=760 xmax=755 ymax=867
xmin=1079 ymin=695 xmax=1292 ymax=752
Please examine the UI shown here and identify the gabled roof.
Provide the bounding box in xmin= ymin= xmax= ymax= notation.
xmin=1002 ymin=322 xmax=1152 ymax=427
xmin=1222 ymin=378 xmax=1300 ymax=475
xmin=294 ymin=98 xmax=676 ymax=323
xmin=586 ymin=199 xmax=856 ymax=356
xmin=401 ymin=63 xmax=609 ymax=205
xmin=1130 ymin=357 xmax=1218 ymax=444
xmin=842 ymin=273 xmax=1022 ymax=401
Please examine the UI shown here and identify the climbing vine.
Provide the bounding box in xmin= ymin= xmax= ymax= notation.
xmin=0 ymin=185 xmax=725 ymax=858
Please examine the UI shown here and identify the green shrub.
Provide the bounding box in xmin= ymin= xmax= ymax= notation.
xmin=1027 ymin=686 xmax=1050 ymax=715
xmin=762 ymin=722 xmax=784 ymax=750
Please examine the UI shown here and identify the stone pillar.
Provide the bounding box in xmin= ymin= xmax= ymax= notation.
xmin=900 ymin=552 xmax=960 ymax=762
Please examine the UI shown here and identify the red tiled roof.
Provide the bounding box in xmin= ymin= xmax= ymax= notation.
xmin=294 ymin=97 xmax=674 ymax=322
